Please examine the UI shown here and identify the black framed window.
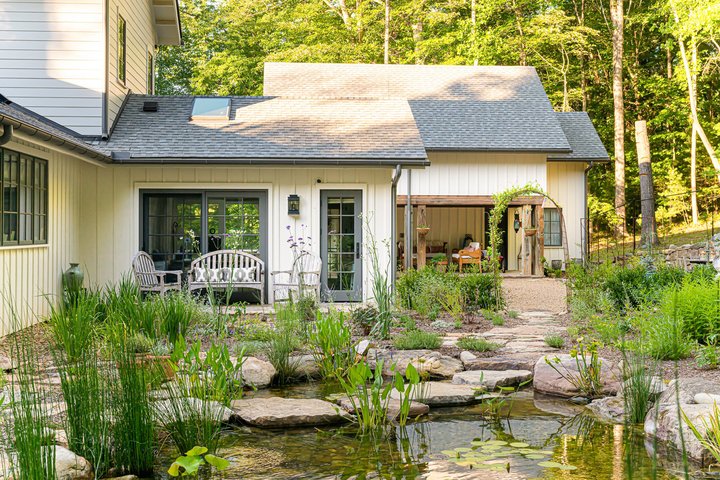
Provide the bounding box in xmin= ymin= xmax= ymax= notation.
xmin=140 ymin=190 xmax=267 ymax=272
xmin=544 ymin=208 xmax=562 ymax=247
xmin=1 ymin=148 xmax=48 ymax=246
xmin=117 ymin=14 xmax=126 ymax=84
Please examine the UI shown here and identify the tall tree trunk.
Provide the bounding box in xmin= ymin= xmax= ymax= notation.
xmin=690 ymin=40 xmax=699 ymax=224
xmin=635 ymin=120 xmax=659 ymax=246
xmin=611 ymin=0 xmax=625 ymax=238
xmin=511 ymin=0 xmax=527 ymax=66
xmin=672 ymin=3 xmax=720 ymax=183
xmin=384 ymin=0 xmax=390 ymax=64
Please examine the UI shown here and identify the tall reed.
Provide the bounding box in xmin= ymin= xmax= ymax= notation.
xmin=6 ymin=304 xmax=55 ymax=480
xmin=266 ymin=303 xmax=301 ymax=385
xmin=621 ymin=346 xmax=658 ymax=424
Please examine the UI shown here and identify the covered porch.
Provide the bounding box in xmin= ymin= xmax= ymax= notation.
xmin=396 ymin=195 xmax=549 ymax=276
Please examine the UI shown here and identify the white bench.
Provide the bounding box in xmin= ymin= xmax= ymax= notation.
xmin=188 ymin=250 xmax=265 ymax=304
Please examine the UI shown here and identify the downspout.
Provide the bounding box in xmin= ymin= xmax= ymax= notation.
xmin=405 ymin=170 xmax=413 ymax=271
xmin=583 ymin=161 xmax=595 ymax=264
xmin=101 ymin=0 xmax=109 ymax=138
xmin=0 ymin=124 xmax=13 ymax=145
xmin=390 ymin=165 xmax=402 ymax=293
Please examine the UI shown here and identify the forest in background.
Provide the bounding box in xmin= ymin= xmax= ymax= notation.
xmin=156 ymin=0 xmax=720 ymax=238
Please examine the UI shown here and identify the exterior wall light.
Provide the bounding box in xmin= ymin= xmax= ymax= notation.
xmin=288 ymin=194 xmax=300 ymax=215
xmin=513 ymin=211 xmax=521 ymax=233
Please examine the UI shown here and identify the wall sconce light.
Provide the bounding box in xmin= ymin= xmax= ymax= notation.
xmin=288 ymin=194 xmax=300 ymax=215
xmin=513 ymin=211 xmax=521 ymax=233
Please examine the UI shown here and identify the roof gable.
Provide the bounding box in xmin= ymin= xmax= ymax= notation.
xmin=97 ymin=95 xmax=428 ymax=165
xmin=264 ymin=62 xmax=572 ymax=153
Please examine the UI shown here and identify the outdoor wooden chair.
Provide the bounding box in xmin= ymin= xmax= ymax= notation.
xmin=451 ymin=242 xmax=482 ymax=272
xmin=131 ymin=251 xmax=183 ymax=295
xmin=271 ymin=252 xmax=322 ymax=302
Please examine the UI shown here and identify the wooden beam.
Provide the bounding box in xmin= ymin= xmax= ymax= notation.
xmin=521 ymin=205 xmax=533 ymax=275
xmin=396 ymin=195 xmax=544 ymax=207
xmin=534 ymin=205 xmax=544 ymax=276
xmin=416 ymin=205 xmax=427 ymax=269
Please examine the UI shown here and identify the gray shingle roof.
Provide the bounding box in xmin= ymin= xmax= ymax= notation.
xmin=263 ymin=62 xmax=572 ymax=153
xmin=549 ymin=112 xmax=610 ymax=161
xmin=0 ymin=97 xmax=110 ymax=161
xmin=97 ymin=95 xmax=428 ymax=165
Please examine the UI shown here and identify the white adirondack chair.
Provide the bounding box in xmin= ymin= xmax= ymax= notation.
xmin=271 ymin=252 xmax=322 ymax=302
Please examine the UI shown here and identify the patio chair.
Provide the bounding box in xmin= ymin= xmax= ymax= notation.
xmin=271 ymin=252 xmax=322 ymax=302
xmin=131 ymin=251 xmax=183 ymax=295
xmin=451 ymin=242 xmax=482 ymax=272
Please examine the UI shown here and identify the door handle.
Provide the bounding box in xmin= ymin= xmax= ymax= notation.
xmin=356 ymin=242 xmax=360 ymax=259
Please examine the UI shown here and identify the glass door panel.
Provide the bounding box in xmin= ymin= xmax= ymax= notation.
xmin=321 ymin=190 xmax=362 ymax=302
xmin=142 ymin=194 xmax=202 ymax=272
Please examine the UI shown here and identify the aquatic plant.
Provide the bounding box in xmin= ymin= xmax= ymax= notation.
xmin=621 ymin=348 xmax=658 ymax=424
xmin=456 ymin=336 xmax=500 ymax=352
xmin=47 ymin=291 xmax=101 ymax=362
xmin=157 ymin=291 xmax=197 ymax=345
xmin=682 ymin=403 xmax=720 ymax=465
xmin=168 ymin=446 xmax=230 ymax=477
xmin=309 ymin=310 xmax=357 ymax=380
xmin=266 ymin=303 xmax=301 ymax=385
xmin=363 ymin=215 xmax=394 ymax=339
xmin=546 ymin=338 xmax=603 ymax=398
xmin=392 ymin=330 xmax=442 ymax=350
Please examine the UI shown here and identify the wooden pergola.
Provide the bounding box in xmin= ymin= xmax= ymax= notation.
xmin=397 ymin=194 xmax=550 ymax=276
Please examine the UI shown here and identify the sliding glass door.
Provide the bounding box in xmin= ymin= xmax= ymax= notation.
xmin=141 ymin=190 xmax=267 ymax=272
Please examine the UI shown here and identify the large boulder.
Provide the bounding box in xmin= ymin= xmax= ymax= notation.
xmin=533 ymin=354 xmax=621 ymax=398
xmin=390 ymin=382 xmax=482 ymax=407
xmin=240 ymin=357 xmax=276 ymax=388
xmin=53 ymin=446 xmax=93 ymax=480
xmin=645 ymin=377 xmax=720 ymax=465
xmin=368 ymin=350 xmax=463 ymax=378
xmin=586 ymin=396 xmax=625 ymax=424
xmin=451 ymin=369 xmax=532 ymax=390
xmin=230 ymin=397 xmax=351 ymax=427
xmin=289 ymin=354 xmax=321 ymax=380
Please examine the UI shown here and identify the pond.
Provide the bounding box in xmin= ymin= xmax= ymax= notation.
xmin=154 ymin=384 xmax=705 ymax=479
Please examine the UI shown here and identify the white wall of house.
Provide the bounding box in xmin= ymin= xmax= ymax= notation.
xmin=546 ymin=161 xmax=586 ymax=263
xmin=107 ymin=0 xmax=156 ymax=129
xmin=0 ymin=138 xmax=86 ymax=335
xmin=77 ymin=164 xmax=395 ymax=303
xmin=0 ymin=0 xmax=105 ymax=136
xmin=397 ymin=151 xmax=548 ymax=196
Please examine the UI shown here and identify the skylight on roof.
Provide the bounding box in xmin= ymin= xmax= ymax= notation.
xmin=191 ymin=97 xmax=230 ymax=120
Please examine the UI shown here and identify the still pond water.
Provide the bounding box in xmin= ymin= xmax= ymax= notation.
xmin=155 ymin=383 xmax=713 ymax=479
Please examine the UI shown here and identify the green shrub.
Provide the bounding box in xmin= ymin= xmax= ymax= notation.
xmin=660 ymin=280 xmax=720 ymax=344
xmin=351 ymin=305 xmax=380 ymax=335
xmin=48 ymin=291 xmax=102 ymax=363
xmin=482 ymin=309 xmax=504 ymax=326
xmin=292 ymin=294 xmax=319 ymax=322
xmin=643 ymin=304 xmax=693 ymax=361
xmin=459 ymin=272 xmax=503 ymax=310
xmin=507 ymin=310 xmax=519 ymax=319
xmin=456 ymin=336 xmax=500 ymax=352
xmin=393 ymin=330 xmax=442 ymax=350
xmin=696 ymin=336 xmax=720 ymax=369
xmin=544 ymin=335 xmax=565 ymax=349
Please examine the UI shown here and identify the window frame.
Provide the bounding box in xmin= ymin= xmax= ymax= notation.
xmin=1 ymin=148 xmax=48 ymax=247
xmin=543 ymin=207 xmax=562 ymax=247
xmin=117 ymin=14 xmax=127 ymax=84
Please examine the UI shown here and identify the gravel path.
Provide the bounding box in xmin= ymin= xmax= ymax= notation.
xmin=502 ymin=277 xmax=568 ymax=314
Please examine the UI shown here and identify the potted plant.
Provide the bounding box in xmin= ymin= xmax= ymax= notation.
xmin=416 ymin=224 xmax=430 ymax=236
xmin=523 ymin=227 xmax=537 ymax=236
xmin=125 ymin=333 xmax=175 ymax=380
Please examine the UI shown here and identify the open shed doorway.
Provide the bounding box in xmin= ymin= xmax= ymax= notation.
xmin=396 ymin=195 xmax=544 ymax=275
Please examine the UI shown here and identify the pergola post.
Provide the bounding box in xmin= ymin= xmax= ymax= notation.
xmin=534 ymin=204 xmax=544 ymax=275
xmin=521 ymin=204 xmax=533 ymax=275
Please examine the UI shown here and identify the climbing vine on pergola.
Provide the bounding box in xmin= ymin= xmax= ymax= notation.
xmin=487 ymin=183 xmax=570 ymax=310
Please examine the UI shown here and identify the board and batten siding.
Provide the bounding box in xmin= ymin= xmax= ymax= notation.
xmin=546 ymin=161 xmax=586 ymax=263
xmin=78 ymin=164 xmax=395 ymax=303
xmin=0 ymin=0 xmax=105 ymax=136
xmin=397 ymin=151 xmax=547 ymax=196
xmin=107 ymin=0 xmax=156 ymax=130
xmin=0 ymin=139 xmax=84 ymax=335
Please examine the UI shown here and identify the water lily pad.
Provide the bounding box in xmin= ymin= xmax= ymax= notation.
xmin=524 ymin=454 xmax=547 ymax=460
xmin=481 ymin=445 xmax=502 ymax=451
xmin=441 ymin=450 xmax=459 ymax=457
xmin=471 ymin=440 xmax=486 ymax=446
xmin=558 ymin=465 xmax=578 ymax=471
xmin=509 ymin=442 xmax=530 ymax=448
xmin=485 ymin=440 xmax=508 ymax=446
xmin=455 ymin=447 xmax=473 ymax=452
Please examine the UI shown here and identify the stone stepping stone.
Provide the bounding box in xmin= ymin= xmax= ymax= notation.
xmin=334 ymin=395 xmax=429 ymax=418
xmin=390 ymin=381 xmax=484 ymax=407
xmin=464 ymin=356 xmax=537 ymax=372
xmin=230 ymin=397 xmax=351 ymax=428
xmin=452 ymin=369 xmax=533 ymax=390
